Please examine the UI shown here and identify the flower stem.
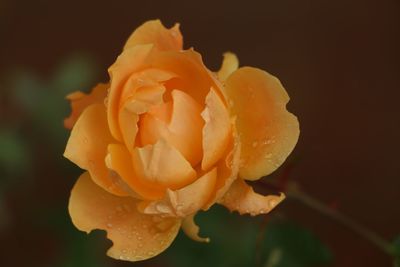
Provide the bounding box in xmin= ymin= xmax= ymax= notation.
xmin=286 ymin=184 xmax=395 ymax=255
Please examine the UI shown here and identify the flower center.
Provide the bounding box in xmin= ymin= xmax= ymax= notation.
xmin=139 ymin=89 xmax=204 ymax=167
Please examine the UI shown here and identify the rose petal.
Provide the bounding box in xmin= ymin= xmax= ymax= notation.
xmin=64 ymin=83 xmax=108 ymax=129
xmin=140 ymin=89 xmax=204 ymax=165
xmin=167 ymin=167 xmax=217 ymax=216
xmin=108 ymin=44 xmax=153 ymax=141
xmin=132 ymin=139 xmax=197 ymax=190
xmin=203 ymin=128 xmax=241 ymax=209
xmin=120 ymin=68 xmax=175 ymax=103
xmin=69 ymin=172 xmax=181 ymax=262
xmin=140 ymin=167 xmax=217 ymax=217
xmin=151 ymin=49 xmax=223 ymax=103
xmin=201 ymin=87 xmax=231 ymax=171
xmin=107 ymin=144 xmax=165 ymax=200
xmin=224 ymin=67 xmax=300 ymax=180
xmin=123 ymin=85 xmax=166 ymax=114
xmin=118 ymin=109 xmax=139 ymax=153
xmin=182 ymin=214 xmax=209 ymax=243
xmin=123 ymin=20 xmax=182 ymax=51
xmin=217 ymin=52 xmax=239 ymax=82
xmin=64 ymin=104 xmax=127 ymax=196
xmin=218 ymin=178 xmax=285 ymax=216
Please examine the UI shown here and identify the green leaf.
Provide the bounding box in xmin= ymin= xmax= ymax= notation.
xmin=260 ymin=221 xmax=332 ymax=267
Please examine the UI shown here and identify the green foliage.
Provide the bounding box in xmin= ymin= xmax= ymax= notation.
xmin=163 ymin=206 xmax=332 ymax=267
xmin=8 ymin=53 xmax=99 ymax=146
xmin=0 ymin=129 xmax=30 ymax=179
xmin=260 ymin=221 xmax=332 ymax=267
xmin=392 ymin=235 xmax=400 ymax=267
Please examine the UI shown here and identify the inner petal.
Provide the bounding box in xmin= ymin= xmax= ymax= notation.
xmin=201 ymin=87 xmax=231 ymax=171
xmin=139 ymin=89 xmax=204 ymax=166
xmin=132 ymin=139 xmax=197 ymax=190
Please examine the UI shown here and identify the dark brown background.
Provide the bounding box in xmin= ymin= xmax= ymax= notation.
xmin=1 ymin=0 xmax=399 ymax=266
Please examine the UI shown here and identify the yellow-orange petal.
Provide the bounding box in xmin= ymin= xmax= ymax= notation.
xmin=224 ymin=67 xmax=300 ymax=180
xmin=64 ymin=104 xmax=127 ymax=196
xmin=107 ymin=144 xmax=165 ymax=200
xmin=203 ymin=127 xmax=241 ymax=209
xmin=168 ymin=167 xmax=217 ymax=216
xmin=120 ymin=68 xmax=176 ymax=103
xmin=69 ymin=172 xmax=181 ymax=262
xmin=123 ymin=85 xmax=166 ymax=114
xmin=150 ymin=49 xmax=223 ymax=103
xmin=217 ymin=52 xmax=239 ymax=82
xmin=182 ymin=214 xmax=209 ymax=243
xmin=123 ymin=20 xmax=183 ymax=51
xmin=118 ymin=108 xmax=139 ymax=152
xmin=140 ymin=89 xmax=204 ymax=165
xmin=64 ymin=83 xmax=108 ymax=129
xmin=132 ymin=139 xmax=197 ymax=190
xmin=141 ymin=167 xmax=217 ymax=217
xmin=201 ymin=87 xmax=231 ymax=170
xmin=108 ymin=44 xmax=153 ymax=141
xmin=218 ymin=179 xmax=285 ymax=216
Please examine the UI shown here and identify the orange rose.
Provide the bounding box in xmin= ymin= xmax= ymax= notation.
xmin=64 ymin=20 xmax=299 ymax=261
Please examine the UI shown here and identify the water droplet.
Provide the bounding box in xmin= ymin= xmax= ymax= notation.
xmin=119 ymin=255 xmax=125 ymax=260
xmin=264 ymin=153 xmax=272 ymax=159
xmin=107 ymin=223 xmax=113 ymax=228
xmin=122 ymin=249 xmax=127 ymax=254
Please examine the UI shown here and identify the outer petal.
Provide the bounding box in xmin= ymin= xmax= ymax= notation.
xmin=224 ymin=67 xmax=300 ymax=180
xmin=217 ymin=52 xmax=239 ymax=82
xmin=69 ymin=172 xmax=181 ymax=262
xmin=218 ymin=179 xmax=285 ymax=216
xmin=182 ymin=214 xmax=209 ymax=243
xmin=64 ymin=104 xmax=127 ymax=196
xmin=123 ymin=20 xmax=183 ymax=51
xmin=64 ymin=83 xmax=108 ymax=129
xmin=201 ymin=87 xmax=231 ymax=170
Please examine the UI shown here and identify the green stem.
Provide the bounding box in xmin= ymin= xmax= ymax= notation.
xmin=286 ymin=186 xmax=395 ymax=255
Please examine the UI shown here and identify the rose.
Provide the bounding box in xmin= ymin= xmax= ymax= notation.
xmin=64 ymin=20 xmax=299 ymax=262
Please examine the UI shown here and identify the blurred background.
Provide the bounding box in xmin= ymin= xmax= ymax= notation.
xmin=1 ymin=0 xmax=399 ymax=266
